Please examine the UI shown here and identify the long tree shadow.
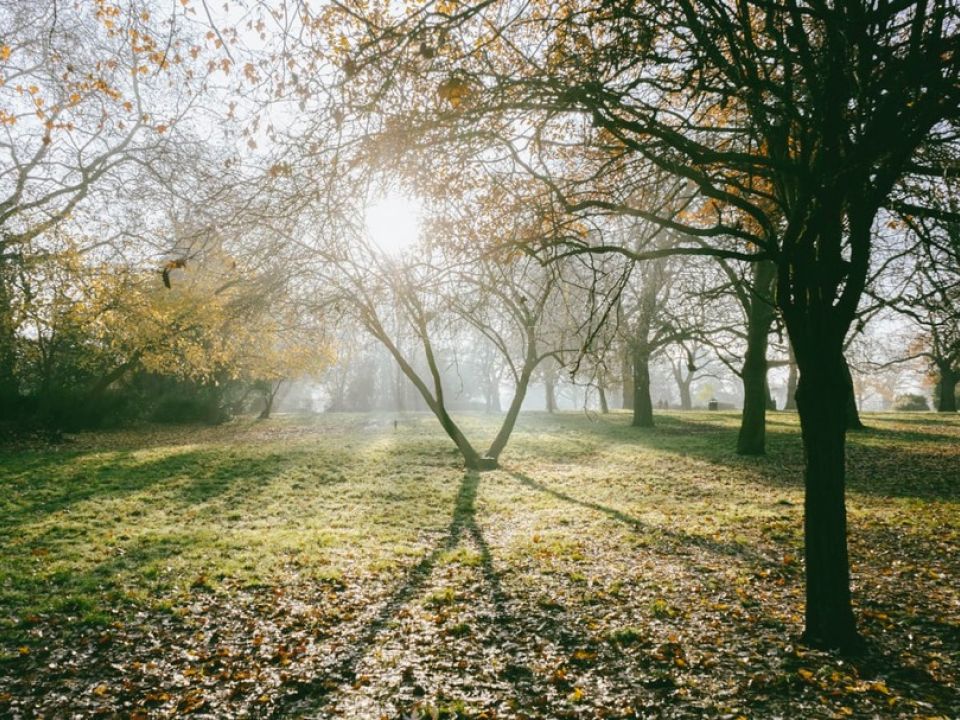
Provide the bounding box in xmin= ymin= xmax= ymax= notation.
xmin=549 ymin=413 xmax=960 ymax=501
xmin=277 ymin=471 xmax=521 ymax=716
xmin=507 ymin=470 xmax=775 ymax=569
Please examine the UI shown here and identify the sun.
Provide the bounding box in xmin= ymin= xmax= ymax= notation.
xmin=365 ymin=191 xmax=422 ymax=255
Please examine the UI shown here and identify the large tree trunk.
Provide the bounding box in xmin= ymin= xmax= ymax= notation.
xmin=632 ymin=350 xmax=654 ymax=427
xmin=780 ymin=200 xmax=868 ymax=653
xmin=794 ymin=348 xmax=860 ymax=652
xmin=937 ymin=367 xmax=958 ymax=412
xmin=598 ymin=383 xmax=609 ymax=414
xmin=737 ymin=262 xmax=776 ymax=455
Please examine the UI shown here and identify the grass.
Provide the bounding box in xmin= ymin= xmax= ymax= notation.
xmin=0 ymin=410 xmax=958 ymax=718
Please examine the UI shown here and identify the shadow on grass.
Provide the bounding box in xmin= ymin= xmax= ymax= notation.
xmin=0 ymin=532 xmax=195 ymax=648
xmin=0 ymin=448 xmax=313 ymax=638
xmin=506 ymin=470 xmax=772 ymax=568
xmin=278 ymin=471 xmax=522 ymax=716
xmin=534 ymin=413 xmax=960 ymax=502
xmin=0 ymin=448 xmax=310 ymax=528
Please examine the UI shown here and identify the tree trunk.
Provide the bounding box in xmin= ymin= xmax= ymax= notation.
xmin=765 ymin=376 xmax=777 ymax=410
xmin=368 ymin=323 xmax=481 ymax=468
xmin=632 ymin=350 xmax=653 ymax=427
xmin=485 ymin=327 xmax=543 ymax=464
xmin=544 ymin=374 xmax=557 ymax=413
xmin=937 ymin=367 xmax=958 ymax=412
xmin=86 ymin=351 xmax=143 ymax=407
xmin=794 ymin=348 xmax=861 ymax=652
xmin=785 ymin=348 xmax=798 ymax=411
xmin=679 ymin=381 xmax=691 ymax=410
xmin=675 ymin=366 xmax=693 ymax=410
xmin=394 ymin=360 xmax=406 ymax=412
xmin=842 ymin=357 xmax=865 ymax=430
xmin=621 ymin=348 xmax=634 ymax=410
xmin=737 ymin=262 xmax=776 ymax=455
xmin=486 ymin=368 xmax=533 ymax=461
xmin=598 ymin=383 xmax=609 ymax=414
xmin=485 ymin=377 xmax=502 ymax=413
xmin=258 ymin=380 xmax=283 ymax=420
xmin=0 ymin=260 xmax=18 ymax=409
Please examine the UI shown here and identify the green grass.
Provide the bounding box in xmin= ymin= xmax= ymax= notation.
xmin=0 ymin=410 xmax=958 ymax=718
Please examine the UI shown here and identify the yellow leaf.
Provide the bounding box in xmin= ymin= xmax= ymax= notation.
xmin=0 ymin=46 xmax=11 ymax=61
xmin=797 ymin=668 xmax=814 ymax=681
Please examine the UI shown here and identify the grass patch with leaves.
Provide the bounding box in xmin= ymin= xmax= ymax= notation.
xmin=1 ymin=410 xmax=958 ymax=718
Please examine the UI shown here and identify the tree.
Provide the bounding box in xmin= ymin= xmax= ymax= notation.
xmin=324 ymin=0 xmax=960 ymax=651
xmin=0 ymin=0 xmax=246 ymax=411
xmin=315 ymin=222 xmax=579 ymax=468
xmin=894 ymin=216 xmax=960 ymax=412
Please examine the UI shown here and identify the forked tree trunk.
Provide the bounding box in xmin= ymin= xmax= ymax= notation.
xmin=485 ymin=325 xmax=544 ymax=465
xmin=794 ymin=348 xmax=860 ymax=652
xmin=937 ymin=367 xmax=958 ymax=412
xmin=632 ymin=350 xmax=654 ymax=427
xmin=369 ymin=324 xmax=481 ymax=468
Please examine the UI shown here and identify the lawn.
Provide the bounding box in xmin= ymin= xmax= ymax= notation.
xmin=0 ymin=411 xmax=958 ymax=718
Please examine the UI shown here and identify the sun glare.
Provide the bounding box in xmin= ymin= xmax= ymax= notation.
xmin=365 ymin=192 xmax=422 ymax=255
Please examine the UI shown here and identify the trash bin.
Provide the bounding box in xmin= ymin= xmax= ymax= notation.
xmin=708 ymin=398 xmax=719 ymax=411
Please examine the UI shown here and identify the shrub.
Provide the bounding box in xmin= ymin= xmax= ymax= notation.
xmin=892 ymin=393 xmax=930 ymax=411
